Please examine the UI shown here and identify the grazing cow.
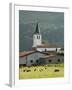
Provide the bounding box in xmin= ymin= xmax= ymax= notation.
xmin=34 ymin=68 xmax=36 ymax=71
xmin=55 ymin=65 xmax=57 ymax=67
xmin=26 ymin=70 xmax=31 ymax=72
xmin=45 ymin=67 xmax=47 ymax=69
xmin=23 ymin=70 xmax=26 ymax=72
xmin=54 ymin=69 xmax=59 ymax=72
xmin=39 ymin=69 xmax=43 ymax=72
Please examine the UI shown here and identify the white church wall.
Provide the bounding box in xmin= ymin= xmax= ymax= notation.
xmin=33 ymin=34 xmax=42 ymax=47
xmin=37 ymin=48 xmax=56 ymax=52
xmin=37 ymin=48 xmax=61 ymax=52
xmin=57 ymin=48 xmax=62 ymax=52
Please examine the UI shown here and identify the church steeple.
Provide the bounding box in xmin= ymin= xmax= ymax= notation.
xmin=32 ymin=23 xmax=42 ymax=47
xmin=34 ymin=23 xmax=40 ymax=34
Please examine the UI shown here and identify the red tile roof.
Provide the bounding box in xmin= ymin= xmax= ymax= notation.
xmin=19 ymin=51 xmax=35 ymax=57
xmin=36 ymin=44 xmax=60 ymax=48
xmin=19 ymin=50 xmax=49 ymax=57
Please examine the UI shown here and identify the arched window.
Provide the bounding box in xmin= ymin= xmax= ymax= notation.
xmin=49 ymin=59 xmax=52 ymax=63
xmin=36 ymin=60 xmax=39 ymax=63
xmin=45 ymin=49 xmax=47 ymax=52
xmin=37 ymin=35 xmax=40 ymax=39
xmin=37 ymin=36 xmax=38 ymax=39
xmin=57 ymin=59 xmax=60 ymax=62
xmin=30 ymin=60 xmax=33 ymax=63
xmin=39 ymin=36 xmax=40 ymax=39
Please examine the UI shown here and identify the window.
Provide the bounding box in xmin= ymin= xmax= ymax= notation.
xmin=37 ymin=36 xmax=38 ymax=39
xmin=30 ymin=60 xmax=33 ymax=63
xmin=36 ymin=60 xmax=39 ymax=63
xmin=49 ymin=59 xmax=52 ymax=63
xmin=37 ymin=35 xmax=40 ymax=39
xmin=39 ymin=36 xmax=40 ymax=39
xmin=45 ymin=49 xmax=47 ymax=52
xmin=56 ymin=48 xmax=57 ymax=52
xmin=57 ymin=59 xmax=60 ymax=62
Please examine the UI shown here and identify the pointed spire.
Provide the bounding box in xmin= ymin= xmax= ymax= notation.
xmin=34 ymin=23 xmax=40 ymax=34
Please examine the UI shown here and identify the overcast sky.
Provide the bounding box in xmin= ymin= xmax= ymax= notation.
xmin=19 ymin=10 xmax=64 ymax=31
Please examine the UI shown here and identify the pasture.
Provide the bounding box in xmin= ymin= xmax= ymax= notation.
xmin=19 ymin=64 xmax=64 ymax=79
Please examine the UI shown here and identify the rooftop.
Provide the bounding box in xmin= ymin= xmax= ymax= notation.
xmin=19 ymin=51 xmax=35 ymax=57
xmin=19 ymin=50 xmax=49 ymax=57
xmin=34 ymin=23 xmax=40 ymax=34
xmin=40 ymin=55 xmax=55 ymax=59
xmin=36 ymin=44 xmax=61 ymax=48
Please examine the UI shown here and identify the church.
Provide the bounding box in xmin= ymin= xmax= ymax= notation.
xmin=32 ymin=23 xmax=61 ymax=52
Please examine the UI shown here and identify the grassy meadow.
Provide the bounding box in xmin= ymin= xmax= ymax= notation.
xmin=19 ymin=64 xmax=64 ymax=79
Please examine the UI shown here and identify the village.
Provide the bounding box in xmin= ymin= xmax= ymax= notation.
xmin=19 ymin=23 xmax=64 ymax=79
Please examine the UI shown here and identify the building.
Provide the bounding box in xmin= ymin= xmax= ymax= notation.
xmin=19 ymin=50 xmax=49 ymax=66
xmin=19 ymin=50 xmax=64 ymax=66
xmin=32 ymin=23 xmax=61 ymax=52
xmin=39 ymin=54 xmax=64 ymax=64
xmin=34 ymin=44 xmax=61 ymax=52
xmin=32 ymin=23 xmax=42 ymax=47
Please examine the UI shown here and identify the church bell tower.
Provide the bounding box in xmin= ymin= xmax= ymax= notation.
xmin=32 ymin=23 xmax=42 ymax=47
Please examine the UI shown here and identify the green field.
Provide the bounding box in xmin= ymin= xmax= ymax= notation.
xmin=19 ymin=64 xmax=64 ymax=79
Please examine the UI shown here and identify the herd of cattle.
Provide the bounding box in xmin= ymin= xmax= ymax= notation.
xmin=20 ymin=65 xmax=60 ymax=73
